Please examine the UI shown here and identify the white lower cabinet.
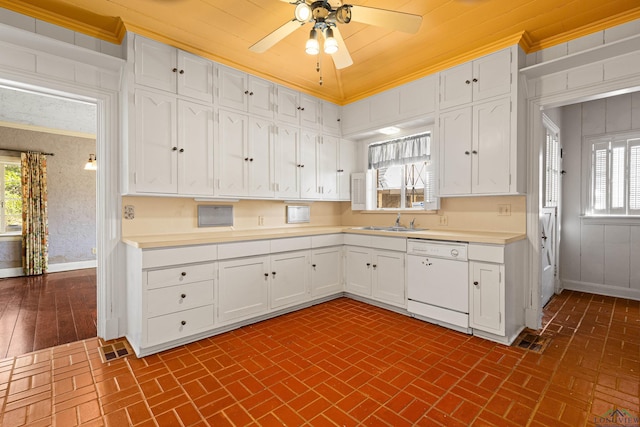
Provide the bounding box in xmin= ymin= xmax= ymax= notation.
xmin=270 ymin=251 xmax=311 ymax=309
xmin=218 ymin=255 xmax=270 ymax=323
xmin=467 ymin=241 xmax=526 ymax=345
xmin=311 ymin=247 xmax=343 ymax=297
xmin=345 ymin=243 xmax=406 ymax=308
xmin=469 ymin=261 xmax=504 ymax=335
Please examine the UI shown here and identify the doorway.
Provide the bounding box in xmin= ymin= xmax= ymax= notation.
xmin=0 ymin=86 xmax=99 ymax=358
xmin=539 ymin=114 xmax=561 ymax=307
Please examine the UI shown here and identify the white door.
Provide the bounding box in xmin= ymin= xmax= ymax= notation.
xmin=270 ymin=251 xmax=310 ymax=309
xmin=134 ymin=36 xmax=176 ymax=92
xmin=372 ymin=250 xmax=405 ymax=307
xmin=177 ymin=50 xmax=213 ymax=102
xmin=218 ymin=256 xmax=269 ymax=323
xmin=472 ymin=48 xmax=512 ymax=102
xmin=300 ymin=94 xmax=320 ymax=129
xmin=216 ymin=110 xmax=248 ymax=196
xmin=472 ymin=98 xmax=511 ymax=194
xmin=469 ymin=261 xmax=504 ymax=335
xmin=311 ymin=247 xmax=343 ymax=297
xmin=540 ymin=115 xmax=561 ymax=307
xmin=177 ymin=100 xmax=214 ymax=196
xmin=247 ymin=118 xmax=274 ymax=197
xmin=318 ymin=135 xmax=338 ymax=200
xmin=321 ymin=101 xmax=341 ymax=135
xmin=439 ymin=107 xmax=472 ymax=195
xmin=247 ymin=76 xmax=273 ymax=118
xmin=276 ymin=86 xmax=300 ymax=125
xmin=134 ymin=89 xmax=178 ymax=193
xmin=345 ymin=247 xmax=372 ymax=296
xmin=217 ymin=65 xmax=247 ymax=111
xmin=274 ymin=125 xmax=300 ymax=198
xmin=439 ymin=61 xmax=472 ymax=110
xmin=300 ymin=130 xmax=319 ymax=199
xmin=338 ymin=139 xmax=356 ymax=201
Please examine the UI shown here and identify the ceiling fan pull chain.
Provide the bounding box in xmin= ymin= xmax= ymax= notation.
xmin=317 ymin=53 xmax=323 ymax=86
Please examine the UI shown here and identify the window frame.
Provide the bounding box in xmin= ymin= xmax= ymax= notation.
xmin=583 ymin=131 xmax=640 ymax=217
xmin=0 ymin=158 xmax=22 ymax=235
xmin=366 ymin=128 xmax=438 ymax=211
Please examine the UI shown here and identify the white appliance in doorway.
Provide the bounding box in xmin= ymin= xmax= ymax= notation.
xmin=407 ymin=239 xmax=471 ymax=333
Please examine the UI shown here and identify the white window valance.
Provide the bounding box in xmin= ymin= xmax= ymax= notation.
xmin=368 ymin=133 xmax=430 ymax=169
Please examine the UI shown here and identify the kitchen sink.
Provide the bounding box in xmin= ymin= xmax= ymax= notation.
xmin=351 ymin=226 xmax=426 ymax=232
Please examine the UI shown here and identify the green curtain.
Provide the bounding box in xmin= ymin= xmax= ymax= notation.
xmin=21 ymin=152 xmax=48 ymax=276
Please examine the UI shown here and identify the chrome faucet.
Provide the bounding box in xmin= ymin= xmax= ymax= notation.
xmin=394 ymin=213 xmax=401 ymax=228
xmin=409 ymin=218 xmax=416 ymax=229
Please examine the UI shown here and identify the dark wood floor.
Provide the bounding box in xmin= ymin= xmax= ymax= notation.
xmin=0 ymin=268 xmax=96 ymax=359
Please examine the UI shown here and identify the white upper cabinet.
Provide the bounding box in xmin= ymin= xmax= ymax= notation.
xmin=439 ymin=98 xmax=511 ymax=195
xmin=276 ymin=86 xmax=320 ymax=129
xmin=318 ymin=135 xmax=339 ymax=200
xmin=440 ymin=48 xmax=512 ymax=110
xmin=215 ymin=109 xmax=274 ymax=197
xmin=134 ymin=35 xmax=213 ymax=103
xmin=300 ymin=129 xmax=320 ymax=199
xmin=134 ymin=89 xmax=214 ymax=196
xmin=338 ymin=139 xmax=356 ymax=201
xmin=341 ymin=74 xmax=437 ymax=136
xmin=321 ymin=101 xmax=342 ymax=135
xmin=217 ymin=64 xmax=274 ymax=118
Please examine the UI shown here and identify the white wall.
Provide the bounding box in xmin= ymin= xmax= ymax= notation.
xmin=560 ymin=92 xmax=640 ymax=300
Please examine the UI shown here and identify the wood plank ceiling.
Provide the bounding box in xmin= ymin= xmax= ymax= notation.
xmin=1 ymin=0 xmax=639 ymax=104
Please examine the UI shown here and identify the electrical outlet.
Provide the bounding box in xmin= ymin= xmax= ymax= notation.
xmin=124 ymin=205 xmax=135 ymax=220
xmin=258 ymin=216 xmax=264 ymax=226
xmin=498 ymin=204 xmax=511 ymax=216
xmin=439 ymin=215 xmax=448 ymax=226
xmin=91 ymin=247 xmax=97 ymax=255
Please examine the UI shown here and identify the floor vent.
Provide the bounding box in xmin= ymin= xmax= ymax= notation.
xmin=513 ymin=330 xmax=552 ymax=353
xmin=98 ymin=339 xmax=133 ymax=362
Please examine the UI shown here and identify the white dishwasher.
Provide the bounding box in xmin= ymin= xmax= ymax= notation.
xmin=407 ymin=239 xmax=471 ymax=333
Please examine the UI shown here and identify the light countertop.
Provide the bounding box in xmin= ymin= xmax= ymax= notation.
xmin=123 ymin=226 xmax=526 ymax=249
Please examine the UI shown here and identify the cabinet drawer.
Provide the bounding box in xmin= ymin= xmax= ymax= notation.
xmin=468 ymin=244 xmax=504 ymax=263
xmin=146 ymin=263 xmax=215 ymax=289
xmin=270 ymin=237 xmax=311 ymax=253
xmin=147 ymin=304 xmax=214 ymax=345
xmin=142 ymin=245 xmax=217 ymax=268
xmin=147 ymin=280 xmax=214 ymax=316
xmin=218 ymin=240 xmax=270 ymax=259
xmin=311 ymin=234 xmax=343 ymax=248
xmin=370 ymin=236 xmax=406 ymax=252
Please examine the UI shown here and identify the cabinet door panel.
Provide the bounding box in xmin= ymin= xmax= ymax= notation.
xmin=311 ymin=248 xmax=343 ymax=297
xmin=218 ymin=65 xmax=247 ymax=111
xmin=248 ymin=118 xmax=274 ymax=197
xmin=319 ymin=136 xmax=338 ymax=199
xmin=439 ymin=107 xmax=472 ymax=195
xmin=400 ymin=75 xmax=437 ymax=117
xmin=345 ymin=247 xmax=372 ymax=296
xmin=217 ymin=110 xmax=247 ymax=196
xmin=338 ymin=139 xmax=356 ymax=201
xmin=276 ymin=86 xmax=300 ymax=125
xmin=473 ymin=98 xmax=511 ymax=194
xmin=300 ymin=130 xmax=319 ymax=199
xmin=134 ymin=36 xmax=176 ymax=92
xmin=178 ymin=100 xmax=214 ymax=196
xmin=322 ymin=101 xmax=341 ymax=135
xmin=300 ymin=94 xmax=320 ymax=129
xmin=439 ymin=62 xmax=472 ymax=110
xmin=473 ymin=49 xmax=511 ymax=102
xmin=135 ymin=90 xmax=178 ymax=193
xmin=369 ymin=90 xmax=400 ymax=127
xmin=274 ymin=125 xmax=300 ymax=198
xmin=248 ymin=76 xmax=274 ymax=118
xmin=470 ymin=262 xmax=504 ymax=334
xmin=372 ymin=250 xmax=405 ymax=307
xmin=218 ymin=256 xmax=269 ymax=322
xmin=177 ymin=51 xmax=213 ymax=102
xmin=271 ymin=252 xmax=310 ymax=309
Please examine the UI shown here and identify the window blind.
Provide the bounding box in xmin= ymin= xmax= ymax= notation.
xmin=368 ymin=133 xmax=430 ymax=169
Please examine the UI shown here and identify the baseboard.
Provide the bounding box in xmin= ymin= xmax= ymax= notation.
xmin=562 ymin=279 xmax=640 ymax=301
xmin=0 ymin=260 xmax=96 ymax=278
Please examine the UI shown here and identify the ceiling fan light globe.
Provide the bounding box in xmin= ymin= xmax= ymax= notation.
xmin=323 ymin=27 xmax=339 ymax=54
xmin=304 ymin=34 xmax=320 ymax=55
xmin=294 ymin=3 xmax=312 ymax=22
xmin=335 ymin=6 xmax=352 ymax=24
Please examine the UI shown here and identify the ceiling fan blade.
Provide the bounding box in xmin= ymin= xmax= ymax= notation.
xmin=249 ymin=20 xmax=304 ymax=53
xmin=348 ymin=5 xmax=422 ymax=34
xmin=327 ymin=26 xmax=353 ymax=69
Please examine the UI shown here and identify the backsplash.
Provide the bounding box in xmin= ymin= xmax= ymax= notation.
xmin=121 ymin=194 xmax=525 ymax=236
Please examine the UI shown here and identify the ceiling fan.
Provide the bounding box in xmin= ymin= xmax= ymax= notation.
xmin=249 ymin=1 xmax=423 ymax=70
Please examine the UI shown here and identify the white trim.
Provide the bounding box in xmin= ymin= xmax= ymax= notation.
xmin=0 ymin=267 xmax=22 ymax=278
xmin=581 ymin=215 xmax=640 ymax=225
xmin=525 ymin=65 xmax=640 ymax=330
xmin=0 ymin=25 xmax=125 ymax=341
xmin=562 ymin=279 xmax=640 ymax=301
xmin=47 ymin=260 xmax=97 ymax=272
